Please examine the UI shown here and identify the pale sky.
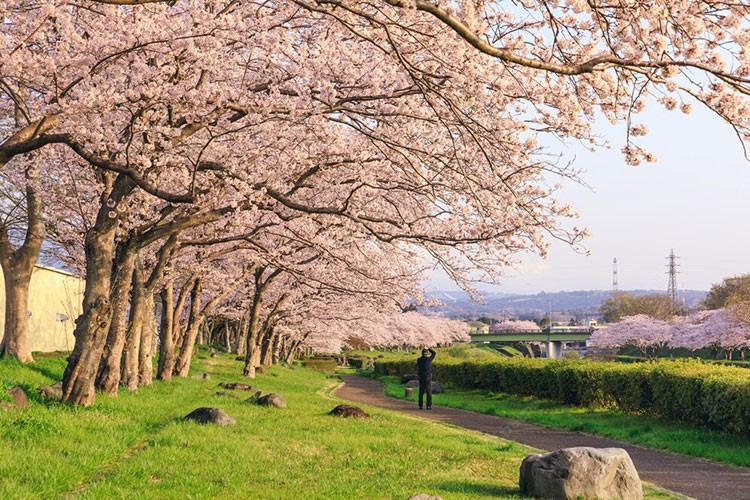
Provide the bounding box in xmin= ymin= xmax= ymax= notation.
xmin=427 ymin=101 xmax=750 ymax=295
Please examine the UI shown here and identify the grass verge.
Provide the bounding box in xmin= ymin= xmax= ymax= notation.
xmin=373 ymin=373 xmax=750 ymax=468
xmin=0 ymin=353 xmax=677 ymax=499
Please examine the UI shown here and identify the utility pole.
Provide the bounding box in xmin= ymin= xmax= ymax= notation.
xmin=612 ymin=258 xmax=619 ymax=292
xmin=666 ymin=249 xmax=680 ymax=312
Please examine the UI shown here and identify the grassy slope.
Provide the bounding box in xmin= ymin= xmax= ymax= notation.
xmin=377 ymin=374 xmax=750 ymax=468
xmin=0 ymin=353 xmax=675 ymax=499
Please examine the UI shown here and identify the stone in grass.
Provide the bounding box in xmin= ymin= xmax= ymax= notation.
xmin=38 ymin=381 xmax=63 ymax=400
xmin=329 ymin=404 xmax=369 ymax=419
xmin=401 ymin=374 xmax=419 ymax=384
xmin=184 ymin=407 xmax=236 ymax=426
xmin=218 ymin=382 xmax=254 ymax=391
xmin=191 ymin=373 xmax=211 ymax=380
xmin=519 ymin=447 xmax=643 ymax=500
xmin=8 ymin=387 xmax=28 ymax=409
xmin=403 ymin=380 xmax=444 ymax=393
xmin=408 ymin=495 xmax=444 ymax=500
xmin=256 ymin=393 xmax=286 ymax=408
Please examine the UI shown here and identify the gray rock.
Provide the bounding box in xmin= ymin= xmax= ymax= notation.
xmin=329 ymin=404 xmax=369 ymax=418
xmin=408 ymin=495 xmax=444 ymax=500
xmin=257 ymin=393 xmax=286 ymax=408
xmin=519 ymin=447 xmax=642 ymax=500
xmin=401 ymin=374 xmax=419 ymax=384
xmin=8 ymin=387 xmax=28 ymax=409
xmin=184 ymin=407 xmax=236 ymax=426
xmin=404 ymin=380 xmax=443 ymax=393
xmin=218 ymin=382 xmax=254 ymax=391
xmin=38 ymin=381 xmax=63 ymax=400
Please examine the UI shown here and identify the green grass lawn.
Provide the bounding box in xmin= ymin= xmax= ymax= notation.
xmin=0 ymin=352 xmax=676 ymax=499
xmin=375 ymin=374 xmax=750 ymax=468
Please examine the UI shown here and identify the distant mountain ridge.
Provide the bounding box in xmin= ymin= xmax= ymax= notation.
xmin=423 ymin=289 xmax=707 ymax=319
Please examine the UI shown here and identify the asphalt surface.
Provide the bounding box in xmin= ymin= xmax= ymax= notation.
xmin=334 ymin=375 xmax=750 ymax=500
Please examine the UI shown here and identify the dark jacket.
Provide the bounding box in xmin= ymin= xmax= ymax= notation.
xmin=417 ymin=348 xmax=436 ymax=380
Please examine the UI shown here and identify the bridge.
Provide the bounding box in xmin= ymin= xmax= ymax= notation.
xmin=469 ymin=327 xmax=596 ymax=358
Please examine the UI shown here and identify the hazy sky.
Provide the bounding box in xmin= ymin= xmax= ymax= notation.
xmin=427 ymin=101 xmax=750 ymax=295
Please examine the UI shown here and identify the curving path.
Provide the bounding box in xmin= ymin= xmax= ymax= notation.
xmin=334 ymin=375 xmax=750 ymax=500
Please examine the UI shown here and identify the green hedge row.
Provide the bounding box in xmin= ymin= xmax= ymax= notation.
xmin=375 ymin=358 xmax=750 ymax=434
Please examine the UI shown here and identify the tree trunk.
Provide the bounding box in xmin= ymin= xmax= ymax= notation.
xmin=0 ymin=264 xmax=34 ymax=363
xmin=62 ymin=220 xmax=119 ymax=405
xmin=173 ymin=278 xmax=202 ymax=377
xmin=242 ymin=292 xmax=263 ymax=378
xmin=95 ymin=245 xmax=136 ymax=394
xmin=157 ymin=282 xmax=176 ymax=381
xmin=63 ymin=174 xmax=134 ymax=406
xmin=236 ymin=313 xmax=249 ymax=356
xmin=260 ymin=329 xmax=277 ymax=366
xmin=121 ymin=266 xmax=146 ymax=391
xmin=0 ymin=163 xmax=45 ymax=363
xmin=271 ymin=334 xmax=283 ymax=365
xmin=138 ymin=290 xmax=157 ymax=387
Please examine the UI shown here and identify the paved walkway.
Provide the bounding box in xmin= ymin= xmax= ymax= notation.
xmin=334 ymin=375 xmax=750 ymax=500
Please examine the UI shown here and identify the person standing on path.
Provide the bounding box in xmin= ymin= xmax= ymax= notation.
xmin=417 ymin=348 xmax=436 ymax=410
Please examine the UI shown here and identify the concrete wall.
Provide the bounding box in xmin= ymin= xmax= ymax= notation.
xmin=0 ymin=265 xmax=85 ymax=352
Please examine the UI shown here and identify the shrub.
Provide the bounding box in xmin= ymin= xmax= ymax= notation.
xmin=374 ymin=357 xmax=750 ymax=435
xmin=348 ymin=358 xmax=365 ymax=370
xmin=301 ymin=358 xmax=337 ymax=373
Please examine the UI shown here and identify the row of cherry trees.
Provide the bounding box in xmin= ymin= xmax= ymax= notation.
xmin=590 ymin=308 xmax=750 ymax=358
xmin=3 ymin=0 xmax=750 ymax=404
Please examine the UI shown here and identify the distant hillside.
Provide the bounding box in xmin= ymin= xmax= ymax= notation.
xmin=423 ymin=289 xmax=707 ymax=319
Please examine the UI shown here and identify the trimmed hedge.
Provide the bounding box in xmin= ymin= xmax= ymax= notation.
xmin=375 ymin=357 xmax=750 ymax=434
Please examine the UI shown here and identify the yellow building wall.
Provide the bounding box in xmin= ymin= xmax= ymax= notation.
xmin=0 ymin=265 xmax=85 ymax=352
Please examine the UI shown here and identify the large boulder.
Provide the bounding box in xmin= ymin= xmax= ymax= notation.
xmin=38 ymin=381 xmax=63 ymax=401
xmin=257 ymin=393 xmax=287 ymax=408
xmin=404 ymin=380 xmax=443 ymax=393
xmin=519 ymin=447 xmax=642 ymax=500
xmin=184 ymin=407 xmax=236 ymax=426
xmin=329 ymin=404 xmax=369 ymax=419
xmin=8 ymin=387 xmax=28 ymax=409
xmin=401 ymin=374 xmax=419 ymax=384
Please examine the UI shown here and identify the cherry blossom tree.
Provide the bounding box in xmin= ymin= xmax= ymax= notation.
xmin=5 ymin=0 xmax=750 ymax=404
xmin=589 ymin=314 xmax=673 ymax=356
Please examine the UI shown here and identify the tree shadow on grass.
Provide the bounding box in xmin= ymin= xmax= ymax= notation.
xmin=435 ymin=480 xmax=522 ymax=498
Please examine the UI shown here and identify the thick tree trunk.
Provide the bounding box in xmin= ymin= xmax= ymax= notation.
xmin=121 ymin=267 xmax=146 ymax=391
xmin=0 ymin=264 xmax=34 ymax=363
xmin=0 ymin=165 xmax=45 ymax=363
xmin=242 ymin=293 xmax=263 ymax=378
xmin=138 ymin=290 xmax=157 ymax=387
xmin=63 ymin=175 xmax=134 ymax=406
xmin=173 ymin=278 xmax=202 ymax=377
xmin=157 ymin=282 xmax=176 ymax=381
xmin=95 ymin=246 xmax=136 ymax=394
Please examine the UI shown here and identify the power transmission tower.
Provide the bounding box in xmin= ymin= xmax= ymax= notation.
xmin=666 ymin=249 xmax=680 ymax=311
xmin=612 ymin=258 xmax=619 ymax=292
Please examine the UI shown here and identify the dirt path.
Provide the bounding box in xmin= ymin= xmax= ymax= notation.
xmin=334 ymin=375 xmax=750 ymax=500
